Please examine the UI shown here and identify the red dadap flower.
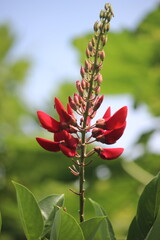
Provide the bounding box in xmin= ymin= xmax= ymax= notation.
xmin=37 ymin=97 xmax=77 ymax=133
xmin=36 ymin=97 xmax=79 ymax=157
xmin=93 ymin=106 xmax=128 ymax=160
xmin=94 ymin=147 xmax=124 ymax=160
xmin=36 ymin=130 xmax=78 ymax=157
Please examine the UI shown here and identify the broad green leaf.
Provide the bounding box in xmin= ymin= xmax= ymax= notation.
xmin=0 ymin=212 xmax=2 ymax=232
xmin=39 ymin=194 xmax=64 ymax=237
xmin=89 ymin=198 xmax=116 ymax=240
xmin=144 ymin=207 xmax=160 ymax=240
xmin=13 ymin=181 xmax=44 ymax=240
xmin=50 ymin=208 xmax=85 ymax=240
xmin=80 ymin=217 xmax=106 ymax=240
xmin=127 ymin=173 xmax=160 ymax=240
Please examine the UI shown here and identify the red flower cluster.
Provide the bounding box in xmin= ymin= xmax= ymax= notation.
xmin=36 ymin=98 xmax=79 ymax=157
xmin=36 ymin=96 xmax=127 ymax=160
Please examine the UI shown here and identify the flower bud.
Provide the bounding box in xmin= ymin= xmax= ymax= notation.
xmin=90 ymin=111 xmax=96 ymax=119
xmin=93 ymin=21 xmax=99 ymax=32
xmin=104 ymin=3 xmax=110 ymax=10
xmin=80 ymin=66 xmax=85 ymax=77
xmin=74 ymin=92 xmax=80 ymax=106
xmin=99 ymin=50 xmax=105 ymax=61
xmin=96 ymin=73 xmax=103 ymax=85
xmin=104 ymin=22 xmax=110 ymax=32
xmin=95 ymin=86 xmax=101 ymax=95
xmin=81 ymin=79 xmax=86 ymax=89
xmin=101 ymin=35 xmax=107 ymax=46
xmin=100 ymin=10 xmax=105 ymax=19
xmin=85 ymin=60 xmax=91 ymax=71
xmin=76 ymin=81 xmax=84 ymax=97
xmin=86 ymin=48 xmax=90 ymax=58
xmin=68 ymin=96 xmax=77 ymax=111
xmin=92 ymin=37 xmax=96 ymax=47
xmin=88 ymin=42 xmax=93 ymax=51
xmin=93 ymin=95 xmax=104 ymax=111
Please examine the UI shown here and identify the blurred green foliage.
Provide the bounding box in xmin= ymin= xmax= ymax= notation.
xmin=0 ymin=5 xmax=160 ymax=240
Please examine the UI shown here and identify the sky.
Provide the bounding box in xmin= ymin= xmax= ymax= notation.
xmin=1 ymin=0 xmax=160 ymax=108
xmin=1 ymin=0 xmax=160 ymax=154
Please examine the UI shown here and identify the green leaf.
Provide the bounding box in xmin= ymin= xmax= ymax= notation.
xmin=127 ymin=173 xmax=160 ymax=240
xmin=50 ymin=208 xmax=85 ymax=240
xmin=89 ymin=198 xmax=116 ymax=240
xmin=80 ymin=217 xmax=106 ymax=240
xmin=38 ymin=194 xmax=64 ymax=237
xmin=13 ymin=181 xmax=44 ymax=240
xmin=144 ymin=207 xmax=160 ymax=240
xmin=0 ymin=212 xmax=2 ymax=232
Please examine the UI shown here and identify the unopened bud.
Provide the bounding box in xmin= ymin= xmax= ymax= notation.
xmin=97 ymin=73 xmax=103 ymax=85
xmin=80 ymin=66 xmax=85 ymax=77
xmin=107 ymin=13 xmax=112 ymax=22
xmin=90 ymin=111 xmax=97 ymax=119
xmin=92 ymin=37 xmax=96 ymax=47
xmin=104 ymin=3 xmax=110 ymax=10
xmin=81 ymin=79 xmax=86 ymax=89
xmin=93 ymin=95 xmax=104 ymax=111
xmin=100 ymin=10 xmax=105 ymax=19
xmin=94 ymin=21 xmax=99 ymax=32
xmin=86 ymin=48 xmax=90 ymax=58
xmin=95 ymin=86 xmax=101 ymax=95
xmin=88 ymin=42 xmax=93 ymax=51
xmin=101 ymin=35 xmax=107 ymax=46
xmin=76 ymin=82 xmax=84 ymax=97
xmin=74 ymin=92 xmax=80 ymax=106
xmin=68 ymin=96 xmax=77 ymax=111
xmin=104 ymin=22 xmax=110 ymax=32
xmin=84 ymin=60 xmax=91 ymax=72
xmin=99 ymin=50 xmax=105 ymax=61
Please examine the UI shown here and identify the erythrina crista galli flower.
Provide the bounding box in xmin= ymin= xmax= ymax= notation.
xmin=36 ymin=3 xmax=128 ymax=222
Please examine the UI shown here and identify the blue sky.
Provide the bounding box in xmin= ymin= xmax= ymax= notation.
xmin=1 ymin=0 xmax=160 ymax=153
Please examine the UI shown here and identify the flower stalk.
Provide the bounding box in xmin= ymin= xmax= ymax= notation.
xmin=36 ymin=3 xmax=128 ymax=223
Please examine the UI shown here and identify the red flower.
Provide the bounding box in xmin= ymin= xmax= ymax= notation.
xmin=37 ymin=97 xmax=77 ymax=133
xmin=36 ymin=130 xmax=78 ymax=157
xmin=94 ymin=147 xmax=124 ymax=160
xmin=95 ymin=122 xmax=126 ymax=144
xmin=96 ymin=106 xmax=127 ymax=130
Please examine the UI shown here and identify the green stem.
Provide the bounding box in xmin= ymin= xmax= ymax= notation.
xmin=79 ymin=19 xmax=107 ymax=223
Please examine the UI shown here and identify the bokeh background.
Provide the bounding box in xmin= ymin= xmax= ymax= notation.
xmin=0 ymin=0 xmax=160 ymax=239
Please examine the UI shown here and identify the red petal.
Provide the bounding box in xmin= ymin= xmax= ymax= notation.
xmin=54 ymin=97 xmax=66 ymax=122
xmin=63 ymin=130 xmax=79 ymax=148
xmin=97 ymin=122 xmax=126 ymax=144
xmin=37 ymin=111 xmax=60 ymax=132
xmin=95 ymin=147 xmax=124 ymax=160
xmin=106 ymin=106 xmax=127 ymax=130
xmin=67 ymin=103 xmax=74 ymax=117
xmin=55 ymin=97 xmax=76 ymax=124
xmin=36 ymin=137 xmax=60 ymax=152
xmin=54 ymin=130 xmax=66 ymax=142
xmin=60 ymin=144 xmax=77 ymax=157
xmin=103 ymin=106 xmax=111 ymax=120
